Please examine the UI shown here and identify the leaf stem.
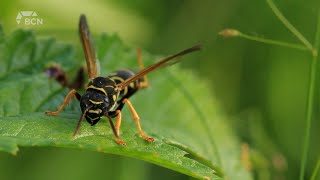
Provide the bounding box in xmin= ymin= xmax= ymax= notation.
xmin=219 ymin=29 xmax=309 ymax=51
xmin=238 ymin=32 xmax=309 ymax=51
xmin=299 ymin=10 xmax=320 ymax=180
xmin=266 ymin=0 xmax=314 ymax=53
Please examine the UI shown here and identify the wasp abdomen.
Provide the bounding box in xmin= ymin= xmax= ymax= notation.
xmin=108 ymin=69 xmax=145 ymax=99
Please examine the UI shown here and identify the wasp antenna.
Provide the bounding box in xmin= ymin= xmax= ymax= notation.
xmin=166 ymin=44 xmax=202 ymax=58
xmin=116 ymin=44 xmax=202 ymax=90
xmin=73 ymin=104 xmax=93 ymax=137
xmin=185 ymin=44 xmax=202 ymax=52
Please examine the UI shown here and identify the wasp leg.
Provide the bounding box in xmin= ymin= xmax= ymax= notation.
xmin=104 ymin=112 xmax=126 ymax=145
xmin=123 ymin=98 xmax=154 ymax=142
xmin=46 ymin=89 xmax=81 ymax=115
xmin=136 ymin=48 xmax=149 ymax=89
xmin=114 ymin=110 xmax=122 ymax=136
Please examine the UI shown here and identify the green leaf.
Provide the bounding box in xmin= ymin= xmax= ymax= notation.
xmin=0 ymin=28 xmax=252 ymax=180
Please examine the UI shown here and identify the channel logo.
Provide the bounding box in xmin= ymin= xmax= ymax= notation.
xmin=16 ymin=11 xmax=44 ymax=25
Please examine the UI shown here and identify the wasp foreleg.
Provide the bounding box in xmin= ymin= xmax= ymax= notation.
xmin=46 ymin=89 xmax=81 ymax=115
xmin=114 ymin=110 xmax=122 ymax=136
xmin=104 ymin=112 xmax=126 ymax=145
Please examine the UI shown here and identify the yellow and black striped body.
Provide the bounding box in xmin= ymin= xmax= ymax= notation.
xmin=80 ymin=69 xmax=145 ymax=125
xmin=80 ymin=77 xmax=119 ymax=125
xmin=107 ymin=69 xmax=146 ymax=118
xmin=108 ymin=69 xmax=144 ymax=100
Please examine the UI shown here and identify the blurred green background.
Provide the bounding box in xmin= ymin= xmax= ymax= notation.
xmin=0 ymin=0 xmax=319 ymax=179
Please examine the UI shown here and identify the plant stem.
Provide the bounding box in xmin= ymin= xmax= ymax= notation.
xmin=300 ymin=49 xmax=318 ymax=180
xmin=299 ymin=10 xmax=320 ymax=180
xmin=238 ymin=32 xmax=309 ymax=51
xmin=310 ymin=159 xmax=320 ymax=180
xmin=266 ymin=0 xmax=314 ymax=52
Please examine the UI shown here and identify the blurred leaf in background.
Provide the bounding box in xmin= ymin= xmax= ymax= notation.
xmin=1 ymin=0 xmax=320 ymax=179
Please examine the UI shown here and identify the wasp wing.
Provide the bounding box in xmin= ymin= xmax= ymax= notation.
xmin=79 ymin=14 xmax=98 ymax=79
xmin=116 ymin=44 xmax=201 ymax=90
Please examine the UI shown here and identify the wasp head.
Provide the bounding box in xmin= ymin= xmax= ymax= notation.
xmin=80 ymin=77 xmax=119 ymax=125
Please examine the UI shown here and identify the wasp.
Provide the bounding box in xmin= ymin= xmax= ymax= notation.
xmin=46 ymin=14 xmax=201 ymax=145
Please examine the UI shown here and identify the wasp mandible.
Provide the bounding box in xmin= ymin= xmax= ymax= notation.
xmin=46 ymin=14 xmax=201 ymax=145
